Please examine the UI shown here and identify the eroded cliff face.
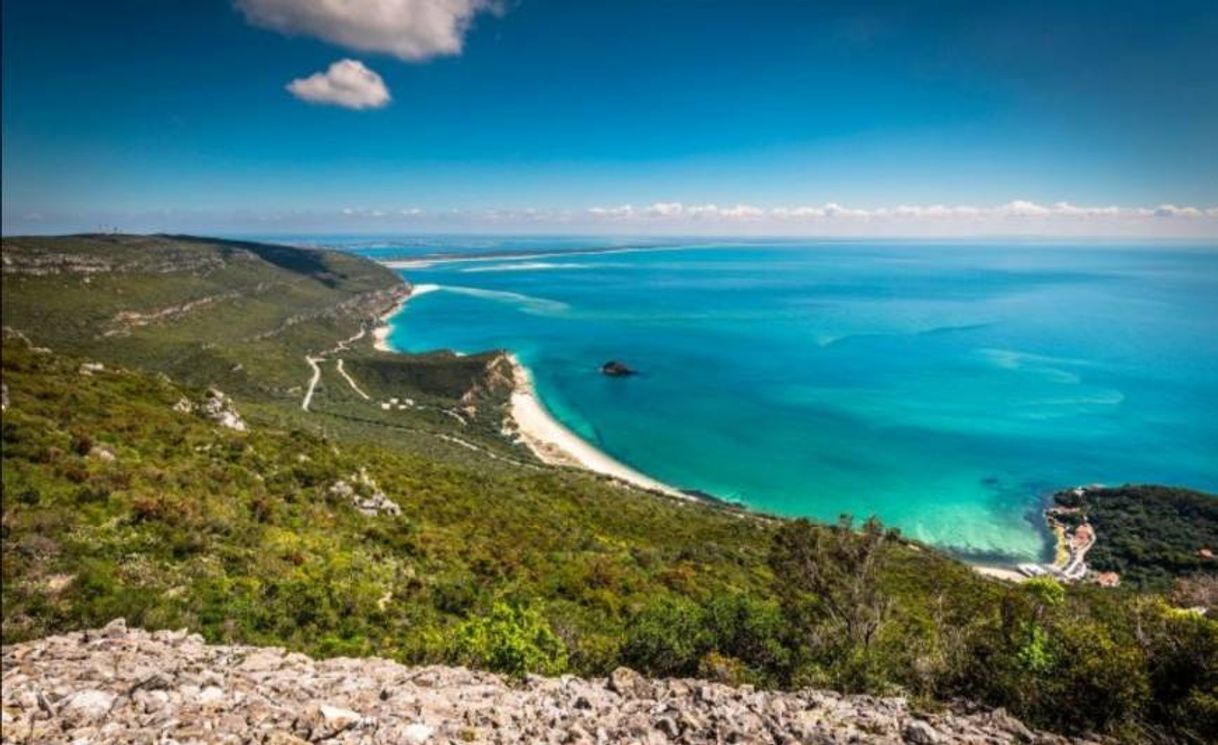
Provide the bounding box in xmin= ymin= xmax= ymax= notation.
xmin=1 ymin=622 xmax=1094 ymax=745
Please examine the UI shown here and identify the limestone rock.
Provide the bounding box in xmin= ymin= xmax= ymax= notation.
xmin=59 ymin=689 xmax=115 ymax=726
xmin=903 ymin=718 xmax=941 ymax=744
xmin=607 ymin=667 xmax=653 ymax=699
xmin=330 ymin=468 xmax=400 ymax=517
xmin=199 ymin=388 xmax=247 ymax=431
xmin=0 ymin=623 xmax=1088 ymax=745
xmin=87 ymin=444 xmax=116 ymax=462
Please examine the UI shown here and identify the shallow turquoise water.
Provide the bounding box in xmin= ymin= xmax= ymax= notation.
xmin=363 ymin=240 xmax=1218 ymax=562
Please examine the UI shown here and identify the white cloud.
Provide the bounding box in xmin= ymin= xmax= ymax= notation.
xmin=645 ymin=202 xmax=685 ymax=217
xmin=1049 ymin=201 xmax=1121 ymax=217
xmin=770 ymin=206 xmax=827 ymax=218
xmin=237 ymin=0 xmax=498 ymax=61
xmin=581 ymin=199 xmax=1218 ymax=232
xmin=1153 ymin=204 xmax=1204 ymax=218
xmin=720 ymin=204 xmax=764 ymax=219
xmin=588 ymin=205 xmax=635 ymax=218
xmin=286 ymin=59 xmax=390 ymax=109
xmin=635 ymin=202 xmax=766 ymax=219
xmin=999 ymin=199 xmax=1052 ymax=217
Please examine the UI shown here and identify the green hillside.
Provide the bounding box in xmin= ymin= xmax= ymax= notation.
xmin=2 ymin=235 xmax=1216 ymax=742
xmin=1 ymin=234 xmax=402 ymax=396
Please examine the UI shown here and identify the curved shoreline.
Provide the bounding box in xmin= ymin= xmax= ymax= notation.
xmin=373 ymin=284 xmax=439 ymax=352
xmin=504 ymin=355 xmax=688 ymax=499
xmin=372 ymin=281 xmax=1035 ymax=577
xmin=373 ymin=289 xmax=687 ymax=498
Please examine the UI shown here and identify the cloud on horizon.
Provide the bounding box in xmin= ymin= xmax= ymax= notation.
xmin=286 ymin=59 xmax=391 ymax=109
xmin=6 ymin=199 xmax=1217 ymax=238
xmin=236 ymin=0 xmax=500 ymax=61
xmin=583 ymin=200 xmax=1218 ymax=225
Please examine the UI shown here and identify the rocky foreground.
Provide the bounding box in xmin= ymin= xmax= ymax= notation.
xmin=2 ymin=621 xmax=1095 ymax=745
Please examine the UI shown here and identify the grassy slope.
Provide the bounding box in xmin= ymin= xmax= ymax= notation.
xmin=1 ymin=234 xmax=399 ymax=396
xmin=1 ymin=233 xmax=525 ymax=462
xmin=0 ymin=338 xmax=776 ymax=662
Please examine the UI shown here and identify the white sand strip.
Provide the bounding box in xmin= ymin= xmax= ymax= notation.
xmin=971 ymin=565 xmax=1028 ymax=582
xmin=506 ymin=355 xmax=687 ymax=499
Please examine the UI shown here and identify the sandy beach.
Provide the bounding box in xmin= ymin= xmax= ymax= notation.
xmin=370 ymin=285 xmax=685 ymax=498
xmin=505 ymin=355 xmax=688 ymax=499
xmin=971 ymin=565 xmax=1028 ymax=582
xmin=373 ymin=284 xmax=439 ymax=352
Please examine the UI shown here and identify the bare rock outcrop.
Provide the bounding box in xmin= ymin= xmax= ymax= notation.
xmin=191 ymin=388 xmax=247 ymax=431
xmin=1 ymin=622 xmax=1096 ymax=745
xmin=330 ymin=468 xmax=401 ymax=517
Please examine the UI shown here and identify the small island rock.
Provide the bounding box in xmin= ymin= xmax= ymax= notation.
xmin=600 ymin=360 xmax=637 ymax=377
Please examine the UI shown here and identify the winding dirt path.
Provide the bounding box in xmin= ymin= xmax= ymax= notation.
xmin=336 ymin=359 xmax=371 ymax=400
xmin=301 ymin=328 xmax=371 ymax=411
xmin=302 ymin=356 xmax=323 ymax=411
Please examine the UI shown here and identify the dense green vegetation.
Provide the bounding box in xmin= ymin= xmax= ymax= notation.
xmin=1054 ymin=485 xmax=1218 ymax=590
xmin=3 ymin=235 xmax=1217 ymax=743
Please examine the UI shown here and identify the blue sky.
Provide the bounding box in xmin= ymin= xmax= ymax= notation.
xmin=3 ymin=0 xmax=1217 ymax=236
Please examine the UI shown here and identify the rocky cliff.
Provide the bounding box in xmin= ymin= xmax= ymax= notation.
xmin=1 ymin=622 xmax=1095 ymax=745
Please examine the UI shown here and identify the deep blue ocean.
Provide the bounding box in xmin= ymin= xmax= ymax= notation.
xmin=307 ymin=237 xmax=1218 ymax=563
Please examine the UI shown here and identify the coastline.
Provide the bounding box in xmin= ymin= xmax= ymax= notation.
xmin=372 ymin=278 xmax=1041 ymax=578
xmin=370 ymin=280 xmax=688 ymax=499
xmin=504 ymin=354 xmax=689 ymax=499
xmin=373 ymin=284 xmax=439 ymax=352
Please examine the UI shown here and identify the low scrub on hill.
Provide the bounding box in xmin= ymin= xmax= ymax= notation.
xmin=3 ymin=340 xmax=1215 ymax=743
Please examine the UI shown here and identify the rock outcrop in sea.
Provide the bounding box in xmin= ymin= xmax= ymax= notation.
xmin=1 ymin=622 xmax=1097 ymax=744
xmin=600 ymin=360 xmax=637 ymax=377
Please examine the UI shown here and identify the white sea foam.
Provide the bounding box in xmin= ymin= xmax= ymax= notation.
xmin=423 ymin=285 xmax=569 ymax=314
xmin=461 ymin=261 xmax=595 ymax=273
xmin=978 ymin=348 xmax=1083 ymax=384
xmin=381 ymin=244 xmax=700 ymax=269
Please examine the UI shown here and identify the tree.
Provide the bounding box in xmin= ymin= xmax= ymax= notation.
xmin=769 ymin=516 xmax=893 ymax=689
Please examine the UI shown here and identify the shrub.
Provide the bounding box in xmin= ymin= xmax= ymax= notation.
xmin=703 ymin=593 xmax=790 ymax=683
xmin=621 ymin=595 xmax=709 ymax=676
xmin=698 ymin=651 xmax=750 ymax=685
xmin=451 ymin=603 xmax=567 ymax=678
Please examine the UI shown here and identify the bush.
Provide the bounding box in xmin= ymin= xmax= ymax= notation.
xmin=698 ymin=651 xmax=750 ymax=685
xmin=703 ymin=593 xmax=790 ymax=683
xmin=621 ymin=595 xmax=709 ymax=676
xmin=451 ymin=603 xmax=567 ymax=678
xmin=1138 ymin=601 xmax=1218 ymax=743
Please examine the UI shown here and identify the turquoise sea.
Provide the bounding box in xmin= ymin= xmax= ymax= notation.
xmin=327 ymin=238 xmax=1218 ymax=563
